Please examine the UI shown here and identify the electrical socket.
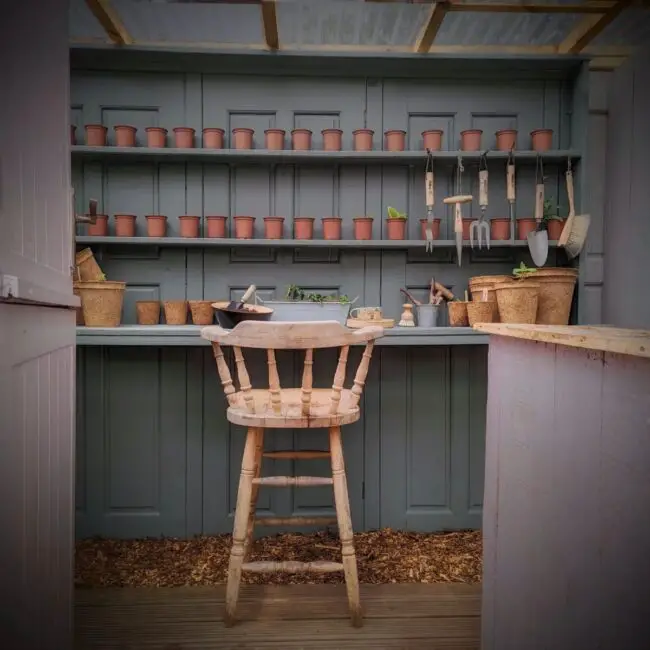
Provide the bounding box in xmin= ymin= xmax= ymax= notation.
xmin=1 ymin=274 xmax=19 ymax=299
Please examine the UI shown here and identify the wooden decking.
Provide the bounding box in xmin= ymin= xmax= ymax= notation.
xmin=75 ymin=583 xmax=481 ymax=649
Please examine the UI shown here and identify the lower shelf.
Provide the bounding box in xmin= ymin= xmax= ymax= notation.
xmin=76 ymin=325 xmax=488 ymax=346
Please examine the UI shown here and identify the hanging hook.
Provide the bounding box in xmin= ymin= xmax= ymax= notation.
xmin=425 ymin=148 xmax=434 ymax=174
xmin=479 ymin=150 xmax=489 ymax=171
xmin=566 ymin=156 xmax=572 ymax=174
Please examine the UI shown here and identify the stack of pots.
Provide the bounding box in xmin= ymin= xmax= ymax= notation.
xmin=469 ymin=275 xmax=510 ymax=323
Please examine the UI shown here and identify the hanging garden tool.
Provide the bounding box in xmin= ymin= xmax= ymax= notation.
xmin=558 ymin=157 xmax=591 ymax=259
xmin=506 ymin=149 xmax=516 ymax=240
xmin=443 ymin=155 xmax=472 ymax=267
xmin=470 ymin=151 xmax=490 ymax=249
xmin=423 ymin=149 xmax=435 ymax=252
xmin=527 ymin=154 xmax=549 ymax=267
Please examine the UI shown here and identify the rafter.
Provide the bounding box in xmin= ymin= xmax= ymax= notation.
xmin=85 ymin=0 xmax=133 ymax=45
xmin=414 ymin=1 xmax=450 ymax=53
xmin=261 ymin=0 xmax=279 ymax=50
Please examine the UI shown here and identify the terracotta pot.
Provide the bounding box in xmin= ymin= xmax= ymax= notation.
xmin=264 ymin=216 xmax=284 ymax=239
xmin=189 ymin=300 xmax=214 ymax=326
xmin=85 ymin=124 xmax=107 ymax=146
xmin=146 ymin=127 xmax=167 ymax=148
xmin=232 ymin=128 xmax=254 ymax=150
xmin=462 ymin=218 xmax=474 ymax=240
xmin=294 ymin=217 xmax=315 ymax=240
xmin=146 ymin=215 xmax=167 ymax=238
xmin=87 ymin=214 xmax=108 ymax=236
xmin=495 ymin=129 xmax=517 ymax=152
xmin=422 ymin=129 xmax=443 ymax=151
xmin=531 ymin=129 xmax=553 ymax=151
xmin=173 ymin=127 xmax=195 ymax=148
xmin=114 ymin=125 xmax=137 ymax=147
xmin=460 ymin=129 xmax=482 ymax=151
xmin=233 ymin=215 xmax=255 ymax=239
xmin=490 ymin=218 xmax=511 ymax=241
xmin=203 ymin=128 xmax=224 ymax=149
xmin=179 ymin=215 xmax=200 ymax=238
xmin=322 ymin=217 xmax=342 ymax=240
xmin=353 ymin=217 xmax=373 ymax=240
xmin=70 ymin=125 xmax=76 ymax=146
xmin=386 ymin=219 xmax=407 ymax=240
xmin=516 ymin=218 xmax=537 ymax=240
xmin=205 ymin=215 xmax=227 ymax=238
xmin=264 ymin=129 xmax=285 ymax=150
xmin=419 ymin=218 xmax=441 ymax=240
xmin=291 ymin=129 xmax=312 ymax=151
xmin=547 ymin=218 xmax=565 ymax=241
xmin=322 ymin=129 xmax=343 ymax=151
xmin=385 ymin=130 xmax=406 ymax=152
xmin=136 ymin=301 xmax=161 ymax=325
xmin=114 ymin=214 xmax=136 ymax=237
xmin=353 ymin=129 xmax=374 ymax=152
xmin=163 ymin=300 xmax=188 ymax=325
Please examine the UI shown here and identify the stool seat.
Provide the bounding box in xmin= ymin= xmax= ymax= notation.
xmin=226 ymin=388 xmax=361 ymax=428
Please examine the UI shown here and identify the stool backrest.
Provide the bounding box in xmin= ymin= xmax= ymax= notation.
xmin=200 ymin=321 xmax=384 ymax=415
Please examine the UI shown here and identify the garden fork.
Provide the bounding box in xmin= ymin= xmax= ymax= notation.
xmin=470 ymin=152 xmax=490 ymax=249
xmin=424 ymin=149 xmax=435 ymax=252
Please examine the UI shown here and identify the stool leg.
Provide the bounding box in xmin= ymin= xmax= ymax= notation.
xmin=244 ymin=427 xmax=264 ymax=561
xmin=224 ymin=426 xmax=258 ymax=627
xmin=329 ymin=426 xmax=362 ymax=627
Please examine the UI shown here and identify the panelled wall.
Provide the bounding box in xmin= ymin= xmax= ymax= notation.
xmin=72 ymin=69 xmax=576 ymax=539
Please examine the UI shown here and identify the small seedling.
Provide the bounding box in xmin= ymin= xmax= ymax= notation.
xmin=543 ymin=198 xmax=564 ymax=222
xmin=512 ymin=262 xmax=538 ymax=279
xmin=286 ymin=284 xmax=350 ymax=304
xmin=387 ymin=206 xmax=407 ymax=220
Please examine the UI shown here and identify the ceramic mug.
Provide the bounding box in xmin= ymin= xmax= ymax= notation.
xmin=350 ymin=306 xmax=383 ymax=321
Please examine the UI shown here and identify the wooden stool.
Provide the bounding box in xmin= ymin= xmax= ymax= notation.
xmin=201 ymin=320 xmax=384 ymax=627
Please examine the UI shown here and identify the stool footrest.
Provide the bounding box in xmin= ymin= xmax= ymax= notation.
xmin=263 ymin=450 xmax=330 ymax=459
xmin=253 ymin=476 xmax=334 ymax=487
xmin=254 ymin=516 xmax=337 ymax=527
xmin=242 ymin=560 xmax=344 ymax=574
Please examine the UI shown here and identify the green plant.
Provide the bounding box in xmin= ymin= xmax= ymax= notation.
xmin=543 ymin=198 xmax=564 ymax=222
xmin=285 ymin=285 xmax=351 ymax=304
xmin=512 ymin=262 xmax=538 ymax=279
xmin=387 ymin=206 xmax=407 ymax=220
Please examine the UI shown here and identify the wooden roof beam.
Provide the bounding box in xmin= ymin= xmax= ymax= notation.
xmin=447 ymin=1 xmax=618 ymax=14
xmin=261 ymin=0 xmax=280 ymax=50
xmin=85 ymin=0 xmax=133 ymax=45
xmin=414 ymin=2 xmax=450 ymax=53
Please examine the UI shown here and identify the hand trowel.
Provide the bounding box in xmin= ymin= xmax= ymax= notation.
xmin=527 ymin=156 xmax=548 ymax=267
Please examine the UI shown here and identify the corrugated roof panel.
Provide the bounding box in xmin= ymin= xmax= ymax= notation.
xmin=69 ymin=0 xmax=111 ymax=41
xmin=592 ymin=8 xmax=650 ymax=46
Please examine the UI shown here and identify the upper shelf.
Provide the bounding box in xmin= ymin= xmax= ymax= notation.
xmin=70 ymin=146 xmax=581 ymax=165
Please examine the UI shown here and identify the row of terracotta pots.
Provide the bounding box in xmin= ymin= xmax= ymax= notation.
xmin=460 ymin=129 xmax=553 ymax=152
xmin=136 ymin=300 xmax=214 ymax=326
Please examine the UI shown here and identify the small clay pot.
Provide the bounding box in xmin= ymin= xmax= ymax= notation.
xmin=322 ymin=217 xmax=342 ymax=240
xmin=462 ymin=218 xmax=474 ymax=240
xmin=87 ymin=214 xmax=108 ymax=236
xmin=205 ymin=215 xmax=227 ymax=238
xmin=448 ymin=301 xmax=469 ymax=327
xmin=385 ymin=130 xmax=406 ymax=152
xmin=294 ymin=217 xmax=315 ymax=240
xmin=233 ymin=215 xmax=255 ymax=239
xmin=460 ymin=129 xmax=482 ymax=152
xmin=467 ymin=301 xmax=496 ymax=327
xmin=163 ymin=300 xmax=187 ymax=325
xmin=189 ymin=300 xmax=214 ymax=326
xmin=531 ymin=129 xmax=553 ymax=152
xmin=173 ymin=127 xmax=195 ymax=148
xmin=353 ymin=129 xmax=374 ymax=152
xmin=422 ymin=129 xmax=443 ymax=151
xmin=547 ymin=218 xmax=565 ymax=240
xmin=114 ymin=125 xmax=137 ymax=147
xmin=264 ymin=216 xmax=284 ymax=239
xmin=114 ymin=214 xmax=136 ymax=237
xmin=291 ymin=129 xmax=312 ymax=151
xmin=70 ymin=125 xmax=76 ymax=146
xmin=136 ymin=301 xmax=161 ymax=325
xmin=232 ymin=128 xmax=254 ymax=150
xmin=179 ymin=215 xmax=200 ymax=238
xmin=516 ymin=218 xmax=537 ymax=240
xmin=264 ymin=129 xmax=285 ymax=150
xmin=85 ymin=124 xmax=107 ymax=146
xmin=353 ymin=217 xmax=373 ymax=241
xmin=495 ymin=129 xmax=517 ymax=152
xmin=322 ymin=128 xmax=343 ymax=151
xmin=203 ymin=128 xmax=224 ymax=149
xmin=146 ymin=127 xmax=167 ymax=148
xmin=146 ymin=215 xmax=167 ymax=238
xmin=419 ymin=218 xmax=441 ymax=241
xmin=386 ymin=219 xmax=406 ymax=240
xmin=490 ymin=218 xmax=512 ymax=241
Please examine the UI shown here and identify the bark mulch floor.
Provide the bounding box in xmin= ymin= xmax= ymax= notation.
xmin=75 ymin=529 xmax=482 ymax=588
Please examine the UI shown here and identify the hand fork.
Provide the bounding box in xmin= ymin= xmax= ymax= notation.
xmin=424 ymin=150 xmax=435 ymax=252
xmin=470 ymin=155 xmax=490 ymax=249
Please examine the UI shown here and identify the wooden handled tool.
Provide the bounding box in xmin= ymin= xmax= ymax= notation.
xmin=443 ymin=194 xmax=473 ymax=205
xmin=507 ymin=160 xmax=515 ymax=240
xmin=400 ymin=288 xmax=421 ymax=306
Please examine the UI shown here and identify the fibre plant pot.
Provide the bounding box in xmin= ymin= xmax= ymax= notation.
xmin=146 ymin=127 xmax=167 ymax=148
xmin=353 ymin=128 xmax=374 ymax=151
xmin=233 ymin=215 xmax=255 ymax=239
xmin=322 ymin=128 xmax=343 ymax=151
xmin=74 ymin=281 xmax=126 ymax=327
xmin=163 ymin=300 xmax=187 ymax=325
xmin=85 ymin=124 xmax=107 ymax=146
xmin=385 ymin=218 xmax=407 ymax=240
xmin=532 ymin=267 xmax=578 ymax=326
xmin=546 ymin=218 xmax=565 ymax=240
xmin=146 ymin=215 xmax=167 ymax=238
xmin=114 ymin=214 xmax=137 ymax=238
xmin=264 ymin=129 xmax=285 ymax=150
xmin=294 ymin=217 xmax=315 ymax=240
xmin=205 ymin=215 xmax=227 ymax=238
xmin=263 ymin=216 xmax=285 ymax=240
xmin=114 ymin=125 xmax=137 ymax=147
xmin=70 ymin=125 xmax=76 ymax=146
xmin=385 ymin=130 xmax=406 ymax=152
xmin=291 ymin=129 xmax=312 ymax=151
xmin=462 ymin=218 xmax=474 ymax=240
xmin=353 ymin=217 xmax=373 ymax=240
xmin=419 ymin=218 xmax=441 ymax=241
xmin=495 ymin=129 xmax=517 ymax=152
xmin=173 ymin=127 xmax=195 ymax=148
xmin=516 ymin=218 xmax=537 ymax=240
xmin=75 ymin=248 xmax=105 ymax=282
xmin=179 ymin=215 xmax=200 ymax=238
xmin=87 ymin=214 xmax=108 ymax=236
xmin=448 ymin=301 xmax=469 ymax=327
xmin=136 ymin=301 xmax=161 ymax=325
xmin=460 ymin=129 xmax=483 ymax=151
xmin=467 ymin=301 xmax=496 ymax=327
xmin=422 ymin=129 xmax=443 ymax=151
xmin=203 ymin=128 xmax=224 ymax=149
xmin=232 ymin=128 xmax=254 ymax=150
xmin=189 ymin=300 xmax=214 ymax=326
xmin=490 ymin=218 xmax=511 ymax=241
xmin=531 ymin=129 xmax=553 ymax=151
xmin=494 ymin=281 xmax=540 ymax=324
xmin=322 ymin=217 xmax=342 ymax=240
